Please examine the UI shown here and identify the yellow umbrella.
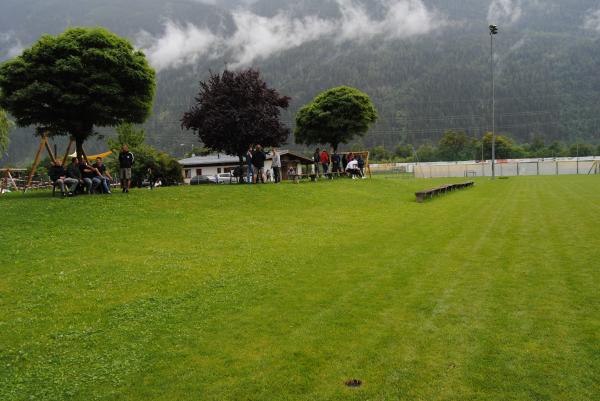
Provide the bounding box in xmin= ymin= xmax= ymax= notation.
xmin=69 ymin=150 xmax=113 ymax=160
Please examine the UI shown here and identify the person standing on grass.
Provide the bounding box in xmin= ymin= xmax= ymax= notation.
xmin=246 ymin=145 xmax=254 ymax=184
xmin=332 ymin=150 xmax=341 ymax=174
xmin=92 ymin=157 xmax=112 ymax=194
xmin=320 ymin=148 xmax=330 ymax=175
xmin=342 ymin=153 xmax=348 ymax=171
xmin=272 ymin=147 xmax=282 ymax=183
xmin=119 ymin=144 xmax=134 ymax=193
xmin=147 ymin=167 xmax=156 ymax=190
xmin=252 ymin=144 xmax=266 ymax=184
xmin=357 ymin=154 xmax=366 ymax=179
xmin=313 ymin=148 xmax=321 ymax=177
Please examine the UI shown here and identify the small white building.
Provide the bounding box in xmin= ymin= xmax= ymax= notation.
xmin=179 ymin=151 xmax=314 ymax=183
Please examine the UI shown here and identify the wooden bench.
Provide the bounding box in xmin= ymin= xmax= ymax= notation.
xmin=415 ymin=181 xmax=474 ymax=203
xmin=323 ymin=171 xmax=347 ymax=179
xmin=289 ymin=174 xmax=317 ymax=183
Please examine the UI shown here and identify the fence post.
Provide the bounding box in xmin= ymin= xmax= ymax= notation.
xmin=556 ymin=161 xmax=559 ymax=175
xmin=517 ymin=162 xmax=520 ymax=176
xmin=537 ymin=161 xmax=539 ymax=176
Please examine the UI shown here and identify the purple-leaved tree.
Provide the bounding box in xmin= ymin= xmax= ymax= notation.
xmin=182 ymin=69 xmax=291 ymax=174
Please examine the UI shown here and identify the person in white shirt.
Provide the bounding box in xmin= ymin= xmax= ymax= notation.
xmin=345 ymin=159 xmax=362 ymax=179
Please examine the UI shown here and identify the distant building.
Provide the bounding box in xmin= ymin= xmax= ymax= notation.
xmin=178 ymin=151 xmax=313 ymax=183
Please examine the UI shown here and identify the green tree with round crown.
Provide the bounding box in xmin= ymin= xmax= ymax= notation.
xmin=0 ymin=108 xmax=12 ymax=155
xmin=0 ymin=27 xmax=155 ymax=159
xmin=294 ymin=86 xmax=378 ymax=152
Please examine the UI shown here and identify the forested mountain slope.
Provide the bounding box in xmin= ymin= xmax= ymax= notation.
xmin=1 ymin=0 xmax=599 ymax=164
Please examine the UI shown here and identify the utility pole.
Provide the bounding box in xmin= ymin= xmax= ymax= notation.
xmin=489 ymin=24 xmax=498 ymax=179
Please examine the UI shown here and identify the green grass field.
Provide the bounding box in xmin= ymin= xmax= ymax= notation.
xmin=1 ymin=176 xmax=599 ymax=401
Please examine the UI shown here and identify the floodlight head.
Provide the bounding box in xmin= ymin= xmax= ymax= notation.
xmin=489 ymin=24 xmax=498 ymax=35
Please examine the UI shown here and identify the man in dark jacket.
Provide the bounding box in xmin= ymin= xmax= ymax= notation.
xmin=48 ymin=160 xmax=75 ymax=197
xmin=332 ymin=151 xmax=341 ymax=174
xmin=119 ymin=144 xmax=135 ymax=193
xmin=79 ymin=160 xmax=96 ymax=194
xmin=313 ymin=148 xmax=321 ymax=177
xmin=92 ymin=157 xmax=112 ymax=194
xmin=357 ymin=155 xmax=366 ymax=178
xmin=252 ymin=144 xmax=266 ymax=184
xmin=65 ymin=158 xmax=83 ymax=196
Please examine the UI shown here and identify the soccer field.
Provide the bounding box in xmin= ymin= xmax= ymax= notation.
xmin=1 ymin=176 xmax=599 ymax=401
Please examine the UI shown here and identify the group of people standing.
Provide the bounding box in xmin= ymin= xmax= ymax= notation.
xmin=245 ymin=144 xmax=282 ymax=184
xmin=48 ymin=144 xmax=136 ymax=196
xmin=313 ymin=148 xmax=366 ymax=179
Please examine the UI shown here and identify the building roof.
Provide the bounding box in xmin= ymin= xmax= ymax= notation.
xmin=179 ymin=150 xmax=313 ymax=167
xmin=179 ymin=154 xmax=240 ymax=166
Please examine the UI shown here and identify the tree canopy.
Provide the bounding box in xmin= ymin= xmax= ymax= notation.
xmin=482 ymin=133 xmax=514 ymax=160
xmin=0 ymin=27 xmax=156 ymax=158
xmin=181 ymin=69 xmax=290 ymax=161
xmin=437 ymin=131 xmax=474 ymax=161
xmin=107 ymin=123 xmax=146 ymax=151
xmin=0 ymin=108 xmax=11 ymax=155
xmin=294 ymin=86 xmax=378 ymax=152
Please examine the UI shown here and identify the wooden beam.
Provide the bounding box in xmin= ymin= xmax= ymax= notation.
xmin=7 ymin=169 xmax=19 ymax=191
xmin=62 ymin=139 xmax=74 ymax=165
xmin=0 ymin=169 xmax=7 ymax=194
xmin=24 ymin=135 xmax=47 ymax=192
xmin=44 ymin=137 xmax=57 ymax=163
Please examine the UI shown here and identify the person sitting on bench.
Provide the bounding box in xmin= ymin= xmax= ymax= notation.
xmin=66 ymin=157 xmax=83 ymax=196
xmin=92 ymin=157 xmax=112 ymax=194
xmin=49 ymin=160 xmax=77 ymax=197
xmin=79 ymin=160 xmax=97 ymax=194
xmin=345 ymin=159 xmax=362 ymax=179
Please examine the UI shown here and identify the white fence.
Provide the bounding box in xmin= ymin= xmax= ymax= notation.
xmin=369 ymin=158 xmax=600 ymax=178
xmin=413 ymin=158 xmax=600 ymax=179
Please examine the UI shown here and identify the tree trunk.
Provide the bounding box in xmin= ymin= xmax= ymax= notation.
xmin=75 ymin=137 xmax=84 ymax=162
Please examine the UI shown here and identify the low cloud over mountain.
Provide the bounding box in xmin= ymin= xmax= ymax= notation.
xmin=140 ymin=0 xmax=443 ymax=70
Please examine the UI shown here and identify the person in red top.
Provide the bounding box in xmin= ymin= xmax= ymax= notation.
xmin=320 ymin=149 xmax=330 ymax=175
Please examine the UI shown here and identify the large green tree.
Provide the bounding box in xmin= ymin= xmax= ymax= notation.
xmin=295 ymin=86 xmax=378 ymax=152
xmin=437 ymin=131 xmax=475 ymax=161
xmin=0 ymin=27 xmax=155 ymax=159
xmin=0 ymin=108 xmax=11 ymax=155
xmin=482 ymin=133 xmax=515 ymax=160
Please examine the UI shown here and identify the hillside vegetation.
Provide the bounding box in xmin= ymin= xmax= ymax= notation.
xmin=1 ymin=0 xmax=599 ymax=164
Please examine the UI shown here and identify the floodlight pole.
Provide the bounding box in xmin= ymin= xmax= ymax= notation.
xmin=490 ymin=24 xmax=498 ymax=179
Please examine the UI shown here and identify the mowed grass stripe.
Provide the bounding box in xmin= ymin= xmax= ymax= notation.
xmin=0 ymin=176 xmax=599 ymax=401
